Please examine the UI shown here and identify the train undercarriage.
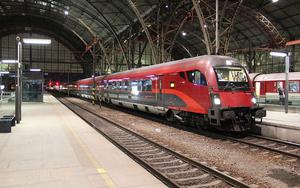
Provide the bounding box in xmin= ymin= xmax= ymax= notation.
xmin=166 ymin=107 xmax=266 ymax=132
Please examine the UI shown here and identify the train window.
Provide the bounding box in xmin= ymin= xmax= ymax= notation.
xmin=215 ymin=66 xmax=247 ymax=82
xmin=116 ymin=82 xmax=121 ymax=90
xmin=131 ymin=81 xmax=139 ymax=95
xmin=121 ymin=81 xmax=128 ymax=90
xmin=187 ymin=70 xmax=207 ymax=86
xmin=179 ymin=72 xmax=186 ymax=80
xmin=142 ymin=80 xmax=152 ymax=91
xmin=289 ymin=81 xmax=299 ymax=92
xmin=108 ymin=81 xmax=113 ymax=89
xmin=112 ymin=82 xmax=117 ymax=90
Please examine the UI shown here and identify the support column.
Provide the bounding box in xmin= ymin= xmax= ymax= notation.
xmin=215 ymin=0 xmax=219 ymax=54
xmin=15 ymin=37 xmax=22 ymax=123
xmin=92 ymin=45 xmax=96 ymax=105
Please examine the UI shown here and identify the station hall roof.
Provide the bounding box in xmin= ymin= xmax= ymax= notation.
xmin=0 ymin=0 xmax=299 ymax=58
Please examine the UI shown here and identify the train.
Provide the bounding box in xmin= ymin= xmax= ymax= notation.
xmin=58 ymin=55 xmax=266 ymax=132
xmin=250 ymin=72 xmax=300 ymax=106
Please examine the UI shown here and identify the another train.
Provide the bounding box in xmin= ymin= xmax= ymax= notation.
xmin=58 ymin=55 xmax=266 ymax=132
xmin=250 ymin=72 xmax=300 ymax=106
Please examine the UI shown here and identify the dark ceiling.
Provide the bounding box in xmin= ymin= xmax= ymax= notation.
xmin=0 ymin=0 xmax=299 ymax=60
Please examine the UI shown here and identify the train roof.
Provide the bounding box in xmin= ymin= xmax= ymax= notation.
xmin=252 ymin=72 xmax=300 ymax=81
xmin=75 ymin=75 xmax=104 ymax=85
xmin=106 ymin=55 xmax=241 ymax=79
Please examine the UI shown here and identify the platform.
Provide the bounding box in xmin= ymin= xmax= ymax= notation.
xmin=0 ymin=94 xmax=167 ymax=188
xmin=260 ymin=103 xmax=300 ymax=114
xmin=255 ymin=109 xmax=300 ymax=144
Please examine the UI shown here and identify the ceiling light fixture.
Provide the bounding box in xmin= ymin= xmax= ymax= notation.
xmin=270 ymin=52 xmax=287 ymax=57
xmin=23 ymin=38 xmax=51 ymax=44
xmin=1 ymin=60 xmax=18 ymax=64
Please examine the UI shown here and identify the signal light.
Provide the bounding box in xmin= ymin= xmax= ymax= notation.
xmin=55 ymin=81 xmax=60 ymax=86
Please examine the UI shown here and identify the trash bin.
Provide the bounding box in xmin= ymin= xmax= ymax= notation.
xmin=0 ymin=118 xmax=12 ymax=133
xmin=2 ymin=115 xmax=15 ymax=127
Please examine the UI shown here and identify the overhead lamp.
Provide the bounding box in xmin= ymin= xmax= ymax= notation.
xmin=23 ymin=38 xmax=51 ymax=44
xmin=1 ymin=60 xmax=18 ymax=64
xmin=64 ymin=10 xmax=69 ymax=15
xmin=30 ymin=68 xmax=41 ymax=72
xmin=181 ymin=31 xmax=187 ymax=36
xmin=272 ymin=0 xmax=279 ymax=3
xmin=270 ymin=52 xmax=287 ymax=57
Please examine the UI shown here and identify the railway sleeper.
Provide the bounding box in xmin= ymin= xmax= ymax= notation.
xmin=150 ymin=159 xmax=180 ymax=165
xmin=251 ymin=140 xmax=267 ymax=144
xmin=139 ymin=151 xmax=166 ymax=157
xmin=126 ymin=145 xmax=153 ymax=150
xmin=175 ymin=173 xmax=210 ymax=182
xmin=186 ymin=179 xmax=223 ymax=188
xmin=261 ymin=143 xmax=277 ymax=147
xmin=157 ymin=163 xmax=189 ymax=170
xmin=133 ymin=148 xmax=160 ymax=154
xmin=145 ymin=155 xmax=173 ymax=162
xmin=123 ymin=143 xmax=149 ymax=147
xmin=166 ymin=168 xmax=199 ymax=176
xmin=285 ymin=148 xmax=299 ymax=153
xmin=119 ymin=141 xmax=145 ymax=145
xmin=274 ymin=145 xmax=288 ymax=150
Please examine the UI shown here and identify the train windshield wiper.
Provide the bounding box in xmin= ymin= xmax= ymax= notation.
xmin=222 ymin=82 xmax=235 ymax=91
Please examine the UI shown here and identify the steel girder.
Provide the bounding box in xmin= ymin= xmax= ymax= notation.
xmin=191 ymin=0 xmax=212 ymax=55
xmin=241 ymin=6 xmax=287 ymax=48
xmin=159 ymin=0 xmax=286 ymax=57
xmin=86 ymin=0 xmax=131 ymax=70
xmin=159 ymin=0 xmax=243 ymax=56
xmin=126 ymin=0 xmax=158 ymax=65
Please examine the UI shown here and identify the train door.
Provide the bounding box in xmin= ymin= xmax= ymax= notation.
xmin=255 ymin=82 xmax=260 ymax=97
xmin=157 ymin=75 xmax=165 ymax=107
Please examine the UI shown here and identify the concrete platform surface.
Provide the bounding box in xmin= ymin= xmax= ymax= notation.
xmin=262 ymin=110 xmax=300 ymax=129
xmin=0 ymin=94 xmax=167 ymax=188
xmin=256 ymin=110 xmax=300 ymax=143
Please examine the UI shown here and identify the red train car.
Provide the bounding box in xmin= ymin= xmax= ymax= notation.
xmin=250 ymin=72 xmax=300 ymax=105
xmin=65 ymin=55 xmax=266 ymax=132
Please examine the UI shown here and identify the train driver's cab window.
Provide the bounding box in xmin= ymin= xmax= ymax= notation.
xmin=187 ymin=70 xmax=207 ymax=86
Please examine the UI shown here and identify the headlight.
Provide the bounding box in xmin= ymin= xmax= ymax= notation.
xmin=251 ymin=97 xmax=257 ymax=104
xmin=214 ymin=97 xmax=221 ymax=105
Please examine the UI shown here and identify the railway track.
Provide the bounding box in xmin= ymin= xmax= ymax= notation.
xmin=62 ymin=95 xmax=300 ymax=160
xmin=106 ymin=101 xmax=300 ymax=160
xmin=58 ymin=96 xmax=252 ymax=188
xmin=227 ymin=133 xmax=300 ymax=159
xmin=108 ymin=102 xmax=300 ymax=160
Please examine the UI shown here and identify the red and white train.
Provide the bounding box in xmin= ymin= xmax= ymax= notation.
xmin=59 ymin=55 xmax=266 ymax=132
xmin=250 ymin=72 xmax=300 ymax=105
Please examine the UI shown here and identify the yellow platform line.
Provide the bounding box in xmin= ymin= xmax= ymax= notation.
xmin=56 ymin=103 xmax=117 ymax=188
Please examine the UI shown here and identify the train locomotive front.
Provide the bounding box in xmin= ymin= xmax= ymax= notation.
xmin=207 ymin=57 xmax=266 ymax=131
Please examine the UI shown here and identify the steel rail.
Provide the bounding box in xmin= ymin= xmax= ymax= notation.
xmin=227 ymin=135 xmax=300 ymax=159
